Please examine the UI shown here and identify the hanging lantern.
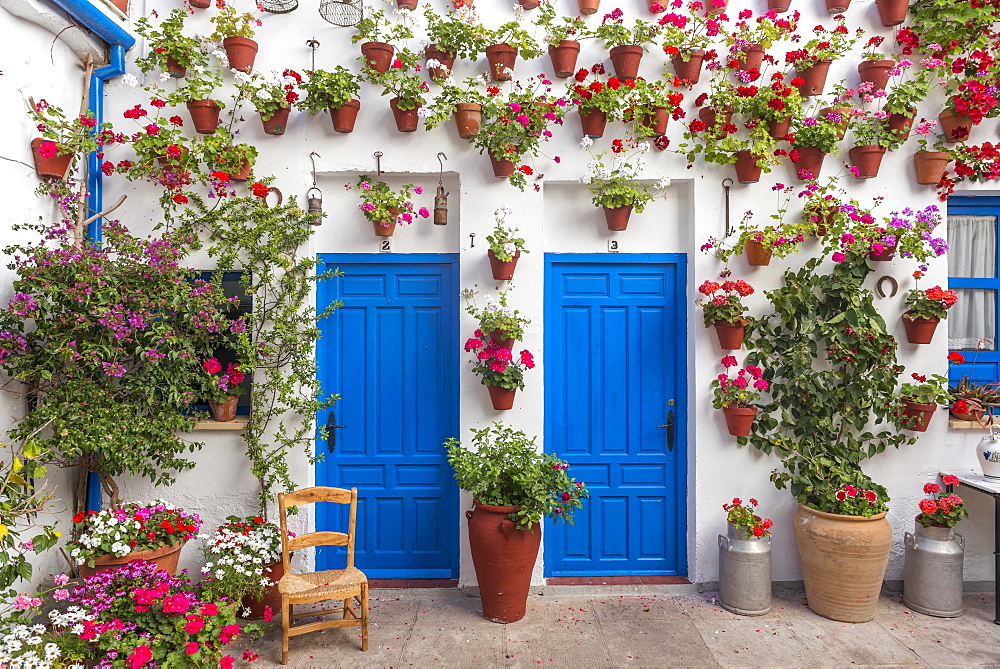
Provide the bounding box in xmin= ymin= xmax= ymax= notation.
xmin=434 ymin=151 xmax=448 ymax=225
xmin=307 ymin=187 xmax=323 ymax=225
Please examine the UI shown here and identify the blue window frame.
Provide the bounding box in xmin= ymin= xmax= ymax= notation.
xmin=948 ymin=196 xmax=1000 ymax=383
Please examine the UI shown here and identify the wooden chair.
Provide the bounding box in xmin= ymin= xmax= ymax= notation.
xmin=277 ymin=486 xmax=369 ymax=665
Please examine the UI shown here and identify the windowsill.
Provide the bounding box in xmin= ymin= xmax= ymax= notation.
xmin=949 ymin=419 xmax=993 ymax=430
xmin=194 ymin=416 xmax=249 ymax=431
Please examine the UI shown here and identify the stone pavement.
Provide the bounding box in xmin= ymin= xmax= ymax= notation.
xmin=237 ymin=586 xmax=1000 ymax=668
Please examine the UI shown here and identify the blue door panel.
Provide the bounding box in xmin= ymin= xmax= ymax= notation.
xmin=316 ymin=256 xmax=459 ymax=579
xmin=544 ymin=255 xmax=687 ymax=577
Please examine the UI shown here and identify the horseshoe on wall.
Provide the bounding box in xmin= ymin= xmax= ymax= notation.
xmin=876 ymin=275 xmax=898 ymax=298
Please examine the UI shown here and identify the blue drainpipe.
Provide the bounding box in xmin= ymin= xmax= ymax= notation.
xmin=45 ymin=0 xmax=135 ymax=509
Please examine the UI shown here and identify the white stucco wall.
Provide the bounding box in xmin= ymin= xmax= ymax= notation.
xmin=3 ymin=0 xmax=998 ymax=590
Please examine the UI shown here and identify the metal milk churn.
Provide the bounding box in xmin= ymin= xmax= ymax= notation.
xmin=718 ymin=521 xmax=772 ymax=615
xmin=903 ymin=519 xmax=964 ymax=617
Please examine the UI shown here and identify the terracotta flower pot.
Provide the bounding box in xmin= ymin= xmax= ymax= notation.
xmin=887 ymin=110 xmax=916 ymax=141
xmin=609 ymin=44 xmax=643 ymax=80
xmin=825 ymin=0 xmax=850 ymax=13
xmin=714 ymin=319 xmax=748 ymax=350
xmin=372 ymin=218 xmax=398 ymax=237
xmin=360 ymin=41 xmax=395 ymax=74
xmin=189 ymin=0 xmax=210 ymax=7
xmin=389 ymin=97 xmax=420 ymax=132
xmin=767 ymin=115 xmax=792 ymax=139
xmin=78 ymin=541 xmax=187 ymax=578
xmin=489 ymin=153 xmax=516 ymax=178
xmin=240 ymin=561 xmax=285 ymax=619
xmin=453 ymin=103 xmax=483 ymax=139
xmin=913 ymin=151 xmax=950 ymax=185
xmin=603 ymin=204 xmax=633 ymax=231
xmin=736 ymin=44 xmax=765 ymax=72
xmin=902 ymin=400 xmax=937 ymax=431
xmin=706 ymin=0 xmax=727 ymax=15
xmin=518 ymin=0 xmax=540 ymax=8
xmin=670 ymin=49 xmax=704 ymax=84
xmin=396 ymin=0 xmax=417 ymax=9
xmin=794 ymin=59 xmax=832 ymax=97
xmin=642 ymin=106 xmax=670 ymax=136
xmin=223 ymin=36 xmax=258 ymax=73
xmin=186 ymin=98 xmax=221 ymax=134
xmin=487 ymin=385 xmax=516 ymax=410
xmin=950 ymin=405 xmax=986 ymax=422
xmin=734 ymin=151 xmax=762 ymax=184
xmin=230 ymin=155 xmax=253 ymax=182
xmin=722 ymin=406 xmax=757 ymax=436
xmin=858 ymin=60 xmax=894 ymax=91
xmin=744 ymin=239 xmax=772 ymax=266
xmin=875 ymin=0 xmax=907 ymax=25
xmin=578 ymin=0 xmax=600 ymax=14
xmin=939 ymin=110 xmax=975 ymax=143
xmin=579 ymin=108 xmax=607 ymax=138
xmin=548 ymin=40 xmax=581 ymax=78
xmin=902 ymin=312 xmax=939 ymax=344
xmin=30 ymin=138 xmax=72 ymax=179
xmin=209 ymin=394 xmax=239 ymax=422
xmin=793 ymin=146 xmax=826 ymax=180
xmin=699 ymin=105 xmax=733 ymax=135
xmin=489 ymin=328 xmax=516 ymax=350
xmin=485 ymin=43 xmax=518 ymax=81
xmin=260 ymin=106 xmax=291 ymax=136
xmin=165 ymin=55 xmax=186 ymax=78
xmin=425 ymin=43 xmax=456 ymax=80
xmin=488 ymin=250 xmax=520 ymax=281
xmin=329 ymin=99 xmax=360 ymax=134
xmin=848 ymin=145 xmax=886 ymax=179
xmin=767 ymin=0 xmax=791 ymax=11
xmin=793 ymin=505 xmax=891 ymax=623
xmin=465 ymin=500 xmax=540 ymax=622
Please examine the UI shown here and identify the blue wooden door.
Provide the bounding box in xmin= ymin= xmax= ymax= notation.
xmin=316 ymin=255 xmax=459 ymax=578
xmin=544 ymin=255 xmax=687 ymax=576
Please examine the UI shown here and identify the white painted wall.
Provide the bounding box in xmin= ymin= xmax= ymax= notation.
xmin=3 ymin=0 xmax=997 ymax=590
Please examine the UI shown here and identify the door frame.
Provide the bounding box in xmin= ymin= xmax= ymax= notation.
xmin=543 ymin=252 xmax=689 ymax=577
xmin=315 ymin=252 xmax=461 ymax=578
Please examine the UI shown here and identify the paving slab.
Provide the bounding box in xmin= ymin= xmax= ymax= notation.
xmin=783 ymin=617 xmax=922 ymax=666
xmin=692 ymin=618 xmax=823 ymax=667
xmin=504 ymin=597 xmax=611 ymax=668
xmin=601 ymin=618 xmax=720 ymax=667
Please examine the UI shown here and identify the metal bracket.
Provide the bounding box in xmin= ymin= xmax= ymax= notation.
xmin=306 ymin=39 xmax=320 ymax=69
xmin=374 ymin=151 xmax=383 ymax=176
xmin=722 ymin=178 xmax=734 ymax=238
xmin=309 ymin=151 xmax=320 ymax=188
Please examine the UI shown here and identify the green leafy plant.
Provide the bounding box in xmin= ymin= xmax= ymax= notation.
xmin=790 ymin=110 xmax=843 ymax=155
xmin=816 ymin=481 xmax=887 ymax=517
xmin=367 ymin=48 xmax=429 ymax=110
xmin=27 ymin=99 xmax=111 ymax=168
xmin=534 ymin=3 xmax=587 ymax=45
xmin=464 ymin=289 xmax=530 ymax=341
xmin=568 ymin=64 xmax=636 ymax=118
xmin=463 ymin=333 xmax=535 ymax=391
xmin=165 ymin=65 xmax=224 ymax=105
xmin=701 ymin=212 xmax=807 ymax=263
xmin=485 ymin=206 xmax=528 ymax=262
xmin=723 ymin=497 xmax=773 ymax=538
xmin=659 ymin=0 xmax=727 ymax=56
xmin=66 ymin=500 xmax=201 ymax=567
xmin=487 ymin=20 xmax=543 ymax=59
xmin=198 ymin=129 xmax=257 ymax=177
xmin=349 ymin=7 xmax=414 ymax=44
xmin=350 ymin=175 xmax=429 ymax=230
xmin=199 ymin=515 xmax=282 ymax=603
xmin=697 ymin=278 xmax=754 ymax=326
xmin=235 ymin=69 xmax=300 ymax=120
xmin=784 ymin=15 xmax=863 ymax=69
xmin=588 ymin=8 xmax=660 ymax=50
xmin=581 ymin=138 xmax=668 ymax=211
xmin=422 ymin=76 xmax=491 ymax=130
xmin=209 ymin=4 xmax=261 ymax=40
xmin=424 ymin=6 xmax=490 ymax=61
xmin=623 ymin=78 xmax=684 ymax=136
xmin=899 ymin=371 xmax=951 ymax=405
xmin=296 ymin=66 xmax=361 ymax=114
xmin=445 ymin=422 xmax=588 ymax=529
xmin=134 ymin=8 xmax=208 ymax=74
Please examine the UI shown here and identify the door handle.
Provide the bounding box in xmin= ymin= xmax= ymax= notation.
xmin=327 ymin=410 xmax=346 ymax=453
xmin=656 ymin=409 xmax=675 ymax=452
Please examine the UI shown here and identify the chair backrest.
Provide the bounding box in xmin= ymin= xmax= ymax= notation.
xmin=278 ymin=486 xmax=358 ymax=573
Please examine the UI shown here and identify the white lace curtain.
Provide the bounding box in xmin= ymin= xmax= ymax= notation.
xmin=947 ymin=214 xmax=997 ymax=350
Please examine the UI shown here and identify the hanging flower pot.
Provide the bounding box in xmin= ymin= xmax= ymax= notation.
xmin=487 ymin=385 xmax=516 ymax=410
xmin=485 ymin=43 xmax=518 ymax=81
xmin=902 ymin=400 xmax=937 ymax=431
xmin=858 ymin=60 xmax=894 ymax=91
xmin=793 ymin=146 xmax=827 ymax=180
xmin=488 ymin=250 xmax=520 ymax=281
xmin=465 ymin=500 xmax=540 ymax=622
xmin=902 ymin=312 xmax=939 ymax=344
xmin=603 ymin=204 xmax=633 ymax=231
xmin=329 ymin=99 xmax=361 ymax=134
xmin=30 ymin=139 xmax=72 ymax=179
xmin=453 ymin=103 xmax=483 ymax=139
xmin=714 ymin=319 xmax=748 ymax=350
xmin=489 ymin=328 xmax=516 ymax=349
xmin=578 ymin=0 xmax=600 ymax=14
xmin=190 ymin=0 xmax=210 ymax=6
xmin=165 ymin=55 xmax=186 ymax=78
xmin=736 ymin=44 xmax=765 ymax=72
xmin=699 ymin=105 xmax=734 ymax=135
xmin=209 ymin=394 xmax=239 ymax=422
xmin=868 ymin=243 xmax=895 ymax=261
xmin=396 ymin=0 xmax=417 ymax=9
xmin=609 ymin=44 xmax=643 ymax=80
xmin=223 ymin=36 xmax=258 ymax=73
xmin=389 ymin=97 xmax=420 ymax=132
xmin=360 ymin=41 xmax=395 ymax=74
xmin=938 ymin=110 xmax=975 ymax=143
xmin=848 ymin=145 xmax=886 ymax=179
xmin=230 ymin=155 xmax=253 ymax=182
xmin=641 ymin=106 xmax=670 ymax=136
xmin=913 ymin=151 xmax=950 ymax=185
xmin=517 ymin=0 xmax=540 ymax=7
xmin=78 ymin=541 xmax=187 ymax=578
xmin=825 ymin=0 xmax=850 ymax=13
xmin=794 ymin=59 xmax=832 ymax=96
xmin=887 ymin=110 xmax=916 ymax=141
xmin=767 ymin=0 xmax=791 ymax=11
xmin=372 ymin=219 xmax=397 ymax=237
xmin=489 ymin=153 xmax=516 ymax=178
xmin=818 ymin=106 xmax=852 ymax=140
xmin=425 ymin=43 xmax=456 ymax=80
xmin=579 ymin=108 xmax=607 ymax=138
xmin=260 ymin=106 xmax=291 ymax=135
xmin=722 ymin=406 xmax=757 ymax=437
xmin=670 ymin=49 xmax=704 ymax=84
xmin=548 ymin=40 xmax=581 ymax=78
xmin=744 ymin=239 xmax=772 ymax=266
xmin=875 ymin=0 xmax=907 ymax=25
xmin=734 ymin=151 xmax=762 ymax=184
xmin=767 ymin=115 xmax=792 ymax=139
xmin=186 ymin=98 xmax=221 ymax=134
xmin=706 ymin=0 xmax=727 ymax=15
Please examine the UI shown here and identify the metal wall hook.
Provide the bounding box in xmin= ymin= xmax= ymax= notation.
xmin=306 ymin=39 xmax=320 ymax=70
xmin=437 ymin=152 xmax=447 ymax=185
xmin=374 ymin=151 xmax=383 ymax=176
xmin=309 ymin=151 xmax=320 ymax=187
xmin=722 ymin=178 xmax=734 ymax=238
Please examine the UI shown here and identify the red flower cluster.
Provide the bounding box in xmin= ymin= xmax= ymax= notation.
xmin=833 ymin=485 xmax=878 ymax=503
xmin=922 ymin=286 xmax=959 ymax=309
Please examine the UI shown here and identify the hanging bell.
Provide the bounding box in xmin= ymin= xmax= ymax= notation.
xmin=434 ymin=184 xmax=448 ymax=226
xmin=307 ymin=187 xmax=323 ymax=225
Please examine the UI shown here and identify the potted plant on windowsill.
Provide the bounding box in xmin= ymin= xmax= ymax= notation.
xmin=484 ymin=20 xmax=543 ymax=81
xmin=134 ymin=8 xmax=207 ymax=78
xmin=535 ymin=5 xmax=587 ymax=77
xmin=465 ymin=289 xmax=530 ymax=349
xmin=209 ymin=4 xmax=262 ymax=73
xmin=350 ymin=7 xmax=415 ymax=74
xmin=235 ymin=69 xmax=300 ymax=136
xmin=296 ymin=66 xmax=362 ymax=134
xmin=463 ymin=333 xmax=536 ymax=410
xmin=698 ymin=278 xmax=754 ymax=349
xmin=199 ymin=515 xmax=284 ymax=619
xmin=446 ymin=422 xmax=587 ymax=622
xmin=349 ymin=175 xmax=430 ymax=236
xmin=902 ymin=284 xmax=958 ymax=345
xmin=198 ymin=358 xmax=247 ymax=422
xmin=581 ymin=138 xmax=669 ymax=230
xmin=898 ymin=372 xmax=950 ymax=431
xmin=588 ymin=8 xmax=661 ymax=80
xmin=485 ymin=206 xmax=528 ymax=281
xmin=948 ymin=354 xmax=1000 ymax=422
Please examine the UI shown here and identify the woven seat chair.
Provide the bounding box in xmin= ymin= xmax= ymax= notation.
xmin=277 ymin=486 xmax=369 ymax=664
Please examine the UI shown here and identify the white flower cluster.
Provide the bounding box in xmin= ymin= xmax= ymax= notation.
xmin=0 ymin=623 xmax=76 ymax=669
xmin=483 ymin=294 xmax=514 ymax=318
xmin=199 ymin=523 xmax=282 ymax=586
xmin=48 ymin=606 xmax=92 ymax=629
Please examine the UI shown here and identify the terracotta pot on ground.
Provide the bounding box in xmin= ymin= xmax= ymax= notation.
xmin=670 ymin=49 xmax=704 ymax=84
xmin=548 ymin=40 xmax=581 ymax=78
xmin=887 ymin=110 xmax=916 ymax=141
xmin=609 ymin=45 xmax=643 ymax=80
xmin=466 ymin=501 xmax=540 ymax=622
xmin=794 ymin=59 xmax=832 ymax=96
xmin=902 ymin=401 xmax=937 ymax=431
xmin=30 ymin=139 xmax=72 ymax=179
xmin=714 ymin=319 xmax=748 ymax=350
xmin=487 ymin=385 xmax=516 ymax=410
xmin=425 ymin=44 xmax=456 ymax=80
xmin=642 ymin=107 xmax=670 ymax=136
xmin=260 ymin=106 xmax=291 ymax=136
xmin=939 ymin=110 xmax=975 ymax=143
xmin=165 ymin=55 xmax=186 ymax=78
xmin=848 ymin=145 xmax=886 ymax=179
xmin=875 ymin=0 xmax=908 ymax=25
xmin=902 ymin=312 xmax=939 ymax=344
xmin=241 ymin=561 xmax=285 ymax=619
xmin=223 ymin=36 xmax=258 ymax=73
xmin=360 ymin=42 xmax=394 ymax=74
xmin=186 ymin=99 xmax=221 ymax=134
xmin=825 ymin=0 xmax=850 ymax=12
xmin=858 ymin=60 xmax=894 ymax=91
xmin=485 ymin=43 xmax=518 ymax=81
xmin=767 ymin=115 xmax=792 ymax=139
xmin=767 ymin=0 xmax=791 ymax=11
xmin=793 ymin=505 xmax=891 ymax=623
xmin=489 ymin=153 xmax=516 ymax=178
xmin=603 ymin=204 xmax=633 ymax=231
xmin=489 ymin=328 xmax=516 ymax=350
xmin=453 ymin=103 xmax=483 ymax=139
xmin=488 ymin=250 xmax=520 ymax=281
xmin=744 ymin=239 xmax=772 ymax=266
xmin=209 ymin=394 xmax=239 ymax=422
xmin=329 ymin=99 xmax=360 ymax=133
xmin=78 ymin=541 xmax=187 ymax=578
xmin=793 ymin=146 xmax=826 ymax=180
xmin=914 ymin=151 xmax=950 ymax=185
xmin=736 ymin=45 xmax=765 ymax=72
xmin=389 ymin=98 xmax=420 ymax=132
xmin=722 ymin=406 xmax=757 ymax=436
xmin=579 ymin=108 xmax=607 ymax=138
xmin=699 ymin=105 xmax=734 ymax=135
xmin=734 ymin=151 xmax=762 ymax=184
xmin=578 ymin=0 xmax=600 ymax=14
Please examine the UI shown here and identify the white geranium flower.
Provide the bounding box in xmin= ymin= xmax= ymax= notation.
xmin=579 ymin=136 xmax=594 ymax=148
xmin=637 ymin=141 xmax=651 ymax=153
xmin=657 ymin=177 xmax=671 ymax=189
xmin=120 ymin=73 xmax=138 ymax=87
